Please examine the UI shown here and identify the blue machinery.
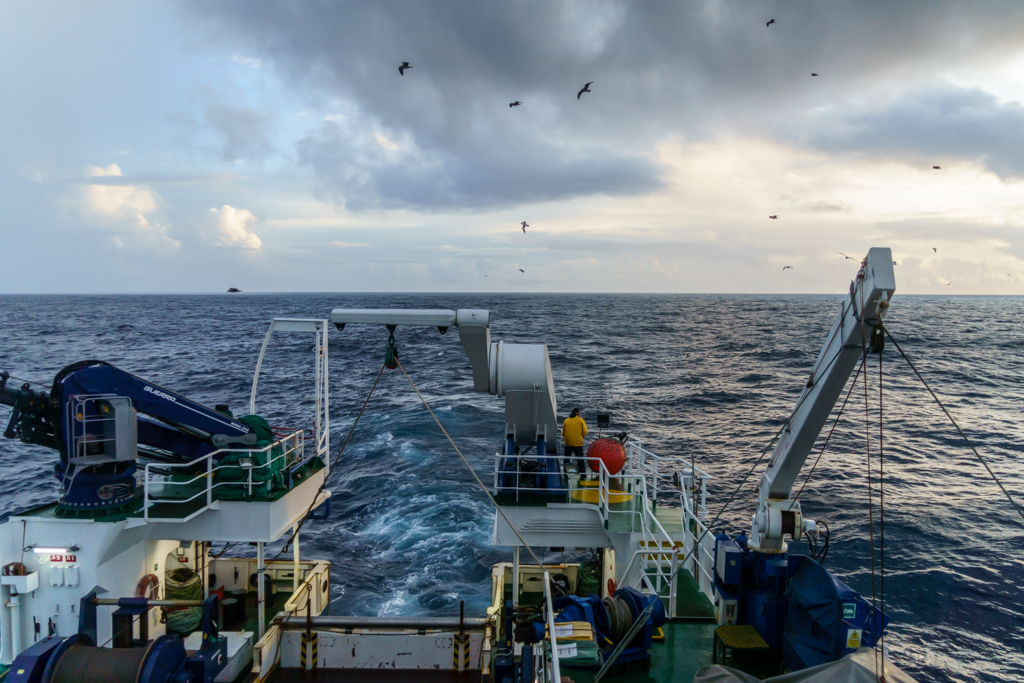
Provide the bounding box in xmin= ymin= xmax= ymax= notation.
xmin=0 ymin=361 xmax=258 ymax=514
xmin=712 ymin=534 xmax=890 ymax=670
xmin=7 ymin=593 xmax=227 ymax=683
xmin=497 ymin=586 xmax=666 ymax=682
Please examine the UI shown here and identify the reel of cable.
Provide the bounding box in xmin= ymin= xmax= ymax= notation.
xmin=602 ymin=596 xmax=633 ymax=644
xmin=48 ymin=642 xmax=148 ymax=683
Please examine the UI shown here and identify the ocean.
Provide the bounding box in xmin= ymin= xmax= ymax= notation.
xmin=0 ymin=293 xmax=1021 ymax=683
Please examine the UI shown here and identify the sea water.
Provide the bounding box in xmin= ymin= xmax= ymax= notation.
xmin=0 ymin=293 xmax=1021 ymax=683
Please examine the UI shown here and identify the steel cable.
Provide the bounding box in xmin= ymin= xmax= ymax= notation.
xmin=396 ymin=360 xmax=548 ymax=570
xmin=883 ymin=326 xmax=1024 ymax=525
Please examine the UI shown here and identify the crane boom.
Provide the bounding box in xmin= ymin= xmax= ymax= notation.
xmin=749 ymin=247 xmax=895 ymax=552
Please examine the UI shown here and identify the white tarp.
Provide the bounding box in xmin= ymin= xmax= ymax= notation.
xmin=692 ymin=648 xmax=920 ymax=683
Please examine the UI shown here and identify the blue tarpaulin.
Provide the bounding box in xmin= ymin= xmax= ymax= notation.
xmin=783 ymin=558 xmax=890 ymax=672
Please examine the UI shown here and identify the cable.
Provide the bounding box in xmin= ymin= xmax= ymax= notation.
xmin=883 ymin=326 xmax=1024 ymax=525
xmin=3 ymin=375 xmax=50 ymax=389
xmin=665 ymin=421 xmax=788 ymax=583
xmin=270 ymin=362 xmax=387 ymax=564
xmin=395 ymin=360 xmax=548 ymax=571
xmin=858 ymin=285 xmax=880 ymax=683
xmin=878 ymin=333 xmax=887 ymax=665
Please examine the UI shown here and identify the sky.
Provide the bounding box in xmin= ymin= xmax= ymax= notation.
xmin=3 ymin=1 xmax=1024 ymax=294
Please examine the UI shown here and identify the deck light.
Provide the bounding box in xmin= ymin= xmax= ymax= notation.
xmin=26 ymin=545 xmax=79 ymax=554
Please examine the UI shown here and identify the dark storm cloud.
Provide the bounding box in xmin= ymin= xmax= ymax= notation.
xmin=183 ymin=0 xmax=1024 ymax=207
xmin=808 ymin=85 xmax=1024 ymax=178
xmin=297 ymin=120 xmax=658 ymax=209
xmin=205 ymin=102 xmax=275 ymax=163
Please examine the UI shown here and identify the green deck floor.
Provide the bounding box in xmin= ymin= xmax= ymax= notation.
xmin=562 ymin=620 xmax=774 ymax=683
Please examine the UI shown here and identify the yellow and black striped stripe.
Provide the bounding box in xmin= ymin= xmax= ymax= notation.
xmin=300 ymin=632 xmax=319 ymax=670
xmin=452 ymin=633 xmax=470 ymax=670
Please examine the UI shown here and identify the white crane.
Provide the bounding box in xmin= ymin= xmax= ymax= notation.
xmin=748 ymin=247 xmax=896 ymax=553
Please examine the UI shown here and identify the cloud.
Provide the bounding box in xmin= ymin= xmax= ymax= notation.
xmin=205 ymin=102 xmax=275 ymax=163
xmin=84 ymin=164 xmax=179 ymax=248
xmin=210 ymin=204 xmax=262 ymax=248
xmin=297 ymin=119 xmax=658 ymax=210
xmin=184 ymin=1 xmax=1024 ymax=209
xmin=800 ymin=200 xmax=851 ymax=213
xmin=329 ymin=241 xmax=370 ymax=247
xmin=807 ymin=84 xmax=1024 ymax=178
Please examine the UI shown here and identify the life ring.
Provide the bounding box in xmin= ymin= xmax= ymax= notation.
xmin=607 ymin=578 xmax=616 ymax=596
xmin=136 ymin=573 xmax=160 ymax=599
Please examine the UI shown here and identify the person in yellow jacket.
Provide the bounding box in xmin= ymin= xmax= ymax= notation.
xmin=562 ymin=407 xmax=588 ymax=476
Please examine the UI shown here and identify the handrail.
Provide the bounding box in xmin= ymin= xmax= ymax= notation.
xmin=543 ymin=572 xmax=562 ymax=683
xmin=143 ymin=430 xmax=313 ymax=519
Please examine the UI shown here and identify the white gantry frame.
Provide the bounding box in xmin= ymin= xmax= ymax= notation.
xmin=249 ymin=318 xmax=331 ymax=477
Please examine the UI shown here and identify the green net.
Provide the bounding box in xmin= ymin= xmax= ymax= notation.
xmin=165 ymin=567 xmax=202 ymax=634
xmin=214 ymin=415 xmax=286 ymax=500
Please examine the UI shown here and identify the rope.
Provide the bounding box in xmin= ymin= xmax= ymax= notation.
xmin=883 ymin=326 xmax=1024 ymax=525
xmin=2 ymin=374 xmax=50 ymax=389
xmin=271 ymin=362 xmax=387 ymax=564
xmin=395 ymin=360 xmax=547 ymax=570
xmin=878 ymin=333 xmax=887 ymax=670
xmin=858 ymin=286 xmax=879 ymax=683
xmin=789 ymin=358 xmax=865 ymax=508
xmin=666 ymin=421 xmax=787 ymax=583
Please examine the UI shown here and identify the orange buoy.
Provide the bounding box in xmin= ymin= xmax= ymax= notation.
xmin=587 ymin=437 xmax=626 ymax=474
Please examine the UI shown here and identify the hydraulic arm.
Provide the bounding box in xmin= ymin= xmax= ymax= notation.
xmin=0 ymin=361 xmax=256 ymax=514
xmin=748 ymin=247 xmax=895 ymax=552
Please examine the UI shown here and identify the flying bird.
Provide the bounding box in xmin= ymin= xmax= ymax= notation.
xmin=766 ymin=19 xmax=776 ymax=27
xmin=932 ymin=247 xmax=937 ymax=253
xmin=782 ymin=266 xmax=793 ymax=271
xmin=521 ymin=221 xmax=529 ymax=233
xmin=945 ymin=281 xmax=952 ymax=286
xmin=838 ymin=252 xmax=857 ymax=261
xmin=398 ymin=61 xmax=412 ymax=76
xmin=577 ymin=82 xmax=593 ymax=99
xmin=933 ymin=165 xmax=941 ymax=169
xmin=519 ymin=268 xmax=525 ymax=273
xmin=769 ymin=215 xmax=779 ymax=219
xmin=510 ymin=101 xmax=522 ymax=108
xmin=811 ymin=73 xmax=819 ymax=77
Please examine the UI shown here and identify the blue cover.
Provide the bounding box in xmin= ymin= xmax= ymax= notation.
xmin=783 ymin=557 xmax=889 ymax=671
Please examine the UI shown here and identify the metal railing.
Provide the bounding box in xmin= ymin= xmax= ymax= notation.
xmin=543 ymin=572 xmax=562 ymax=683
xmin=142 ymin=429 xmax=314 ymax=520
xmin=491 ymin=437 xmax=718 ymax=614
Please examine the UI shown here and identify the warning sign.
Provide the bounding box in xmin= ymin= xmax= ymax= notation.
xmin=846 ymin=629 xmax=863 ymax=649
xmin=843 ymin=603 xmax=857 ymax=619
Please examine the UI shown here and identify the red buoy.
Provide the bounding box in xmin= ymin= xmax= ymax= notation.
xmin=587 ymin=437 xmax=626 ymax=474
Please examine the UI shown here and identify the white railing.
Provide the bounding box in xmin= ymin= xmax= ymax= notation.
xmin=142 ymin=429 xmax=314 ymax=520
xmin=543 ymin=572 xmax=562 ymax=683
xmin=492 ymin=437 xmax=718 ymax=614
xmin=679 ymin=491 xmax=717 ymax=598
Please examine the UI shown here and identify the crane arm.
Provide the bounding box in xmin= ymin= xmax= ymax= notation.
xmin=749 ymin=247 xmax=895 ymax=552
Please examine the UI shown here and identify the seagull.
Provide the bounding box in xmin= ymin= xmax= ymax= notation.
xmin=577 ymin=82 xmax=593 ymax=99
xmin=510 ymin=101 xmax=522 ymax=108
xmin=782 ymin=266 xmax=793 ymax=271
xmin=521 ymin=221 xmax=529 ymax=233
xmin=769 ymin=215 xmax=779 ymax=219
xmin=838 ymin=252 xmax=857 ymax=261
xmin=945 ymin=281 xmax=952 ymax=286
xmin=811 ymin=73 xmax=819 ymax=77
xmin=519 ymin=268 xmax=525 ymax=273
xmin=767 ymin=19 xmax=776 ymax=27
xmin=932 ymin=247 xmax=937 ymax=253
xmin=399 ymin=61 xmax=412 ymax=76
xmin=933 ymin=165 xmax=941 ymax=170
